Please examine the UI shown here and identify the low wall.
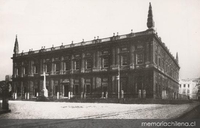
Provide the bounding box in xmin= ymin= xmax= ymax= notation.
xmin=53 ymin=98 xmax=195 ymax=104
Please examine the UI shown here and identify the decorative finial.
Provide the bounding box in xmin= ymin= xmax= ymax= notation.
xmin=176 ymin=52 xmax=179 ymax=63
xmin=97 ymin=36 xmax=99 ymax=39
xmin=13 ymin=35 xmax=19 ymax=54
xmin=131 ymin=29 xmax=133 ymax=33
xmin=147 ymin=2 xmax=155 ymax=29
xmin=71 ymin=41 xmax=73 ymax=44
xmin=113 ymin=33 xmax=115 ymax=36
xmin=82 ymin=39 xmax=84 ymax=42
xmin=117 ymin=32 xmax=118 ymax=36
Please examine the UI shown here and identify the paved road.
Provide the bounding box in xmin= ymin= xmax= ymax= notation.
xmin=0 ymin=101 xmax=199 ymax=128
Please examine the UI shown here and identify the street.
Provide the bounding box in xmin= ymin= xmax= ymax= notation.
xmin=0 ymin=101 xmax=199 ymax=128
xmin=0 ymin=101 xmax=199 ymax=119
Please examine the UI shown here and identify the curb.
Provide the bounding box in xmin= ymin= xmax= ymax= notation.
xmin=0 ymin=109 xmax=11 ymax=115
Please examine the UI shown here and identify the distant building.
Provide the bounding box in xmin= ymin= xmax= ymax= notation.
xmin=179 ymin=78 xmax=199 ymax=99
xmin=5 ymin=75 xmax=12 ymax=82
xmin=0 ymin=75 xmax=12 ymax=98
xmin=11 ymin=3 xmax=180 ymax=100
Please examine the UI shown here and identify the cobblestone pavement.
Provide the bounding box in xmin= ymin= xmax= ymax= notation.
xmin=0 ymin=101 xmax=199 ymax=128
xmin=0 ymin=101 xmax=199 ymax=119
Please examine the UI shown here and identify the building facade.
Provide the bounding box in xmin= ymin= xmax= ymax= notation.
xmin=11 ymin=3 xmax=180 ymax=100
xmin=179 ymin=78 xmax=199 ymax=99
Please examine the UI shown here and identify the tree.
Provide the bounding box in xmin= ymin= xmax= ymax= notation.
xmin=0 ymin=81 xmax=9 ymax=110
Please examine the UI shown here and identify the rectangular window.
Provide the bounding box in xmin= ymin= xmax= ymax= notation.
xmin=33 ymin=65 xmax=38 ymax=74
xmin=122 ymin=55 xmax=128 ymax=65
xmin=136 ymin=53 xmax=143 ymax=65
xmin=188 ymin=84 xmax=190 ymax=88
xmin=15 ymin=68 xmax=19 ymax=76
xmin=102 ymin=57 xmax=109 ymax=68
xmin=159 ymin=58 xmax=161 ymax=66
xmin=64 ymin=61 xmax=70 ymax=70
xmin=22 ymin=67 xmax=27 ymax=76
xmin=184 ymin=84 xmax=186 ymax=87
xmin=155 ymin=55 xmax=158 ymax=65
xmin=55 ymin=63 xmax=60 ymax=71
xmin=25 ymin=67 xmax=28 ymax=74
xmin=47 ymin=64 xmax=51 ymax=73
xmin=75 ymin=60 xmax=80 ymax=70
xmin=22 ymin=67 xmax=25 ymax=75
xmin=86 ymin=59 xmax=92 ymax=69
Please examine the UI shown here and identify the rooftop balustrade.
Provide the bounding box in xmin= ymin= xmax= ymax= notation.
xmin=14 ymin=30 xmax=157 ymax=57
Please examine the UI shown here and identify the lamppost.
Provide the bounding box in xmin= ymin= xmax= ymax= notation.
xmin=117 ymin=65 xmax=120 ymax=99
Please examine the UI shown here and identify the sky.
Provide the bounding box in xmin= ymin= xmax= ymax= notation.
xmin=0 ymin=0 xmax=200 ymax=80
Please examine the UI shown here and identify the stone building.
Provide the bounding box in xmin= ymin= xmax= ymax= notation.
xmin=179 ymin=78 xmax=199 ymax=99
xmin=11 ymin=3 xmax=180 ymax=100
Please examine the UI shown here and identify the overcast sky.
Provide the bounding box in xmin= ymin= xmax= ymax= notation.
xmin=0 ymin=0 xmax=200 ymax=80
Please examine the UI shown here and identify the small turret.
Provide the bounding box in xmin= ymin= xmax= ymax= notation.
xmin=13 ymin=35 xmax=19 ymax=54
xmin=147 ymin=2 xmax=155 ymax=29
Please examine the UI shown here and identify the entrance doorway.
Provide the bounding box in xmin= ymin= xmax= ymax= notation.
xmin=74 ymin=85 xmax=79 ymax=95
xmin=120 ymin=77 xmax=127 ymax=92
xmin=64 ymin=84 xmax=69 ymax=97
xmin=86 ymin=84 xmax=91 ymax=94
xmin=103 ymin=86 xmax=107 ymax=97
